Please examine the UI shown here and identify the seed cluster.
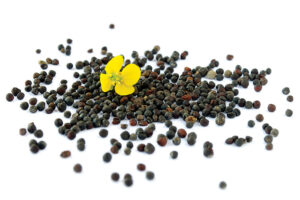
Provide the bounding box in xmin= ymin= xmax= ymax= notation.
xmin=5 ymin=39 xmax=295 ymax=189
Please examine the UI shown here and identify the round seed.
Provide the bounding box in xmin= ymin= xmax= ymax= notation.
xmin=265 ymin=143 xmax=273 ymax=151
xmin=54 ymin=118 xmax=63 ymax=127
xmin=157 ymin=134 xmax=167 ymax=146
xmin=172 ymin=137 xmax=181 ymax=145
xmin=270 ymin=128 xmax=279 ymax=137
xmin=27 ymin=122 xmax=37 ymax=133
xmin=282 ymin=87 xmax=290 ymax=95
xmin=144 ymin=143 xmax=155 ymax=154
xmin=137 ymin=163 xmax=146 ymax=171
xmin=99 ymin=129 xmax=108 ymax=138
xmin=216 ymin=113 xmax=225 ymax=126
xmin=103 ymin=152 xmax=112 ymax=163
xmin=6 ymin=93 xmax=14 ymax=102
xmin=29 ymin=98 xmax=37 ymax=105
xmin=264 ymin=135 xmax=273 ymax=143
xmin=73 ymin=164 xmax=82 ymax=173
xmin=124 ymin=178 xmax=133 ymax=187
xmin=19 ymin=128 xmax=27 ymax=136
xmin=287 ymin=95 xmax=294 ymax=102
xmin=248 ymin=120 xmax=255 ymax=128
xmin=226 ymin=54 xmax=234 ymax=60
xmin=17 ymin=92 xmax=25 ymax=100
xmin=219 ymin=181 xmax=227 ymax=189
xmin=111 ymin=172 xmax=120 ymax=182
xmin=177 ymin=129 xmax=187 ymax=138
xmin=170 ymin=151 xmax=178 ymax=159
xmin=36 ymin=49 xmax=41 ymax=54
xmin=109 ymin=24 xmax=115 ymax=29
xmin=20 ymin=102 xmax=29 ymax=110
xmin=38 ymin=141 xmax=47 ymax=150
xmin=256 ymin=114 xmax=264 ymax=122
xmin=34 ymin=129 xmax=43 ymax=138
xmin=268 ymin=104 xmax=276 ymax=112
xmin=285 ymin=109 xmax=293 ymax=117
xmin=30 ymin=144 xmax=39 ymax=153
xmin=146 ymin=171 xmax=155 ymax=180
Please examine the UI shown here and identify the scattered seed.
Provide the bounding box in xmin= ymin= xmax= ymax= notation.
xmin=287 ymin=95 xmax=293 ymax=102
xmin=256 ymin=114 xmax=264 ymax=122
xmin=6 ymin=93 xmax=14 ymax=102
xmin=73 ymin=163 xmax=82 ymax=173
xmin=111 ymin=172 xmax=120 ymax=182
xmin=19 ymin=128 xmax=27 ymax=136
xmin=219 ymin=181 xmax=227 ymax=189
xmin=146 ymin=171 xmax=155 ymax=180
xmin=170 ymin=151 xmax=178 ymax=159
xmin=137 ymin=163 xmax=146 ymax=171
xmin=248 ymin=120 xmax=255 ymax=128
xmin=61 ymin=150 xmax=71 ymax=158
xmin=265 ymin=143 xmax=273 ymax=151
xmin=282 ymin=87 xmax=290 ymax=95
xmin=103 ymin=152 xmax=112 ymax=163
xmin=268 ymin=104 xmax=276 ymax=112
xmin=285 ymin=109 xmax=293 ymax=117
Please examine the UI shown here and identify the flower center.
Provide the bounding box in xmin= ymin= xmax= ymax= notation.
xmin=109 ymin=72 xmax=123 ymax=84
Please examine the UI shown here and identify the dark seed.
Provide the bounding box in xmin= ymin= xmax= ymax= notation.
xmin=34 ymin=129 xmax=43 ymax=138
xmin=64 ymin=111 xmax=71 ymax=118
xmin=109 ymin=24 xmax=115 ymax=29
xmin=54 ymin=118 xmax=63 ymax=127
xmin=17 ymin=92 xmax=25 ymax=100
xmin=111 ymin=172 xmax=120 ymax=182
xmin=246 ymin=136 xmax=253 ymax=143
xmin=226 ymin=54 xmax=234 ymax=61
xmin=216 ymin=113 xmax=225 ymax=126
xmin=177 ymin=129 xmax=187 ymax=138
xmin=256 ymin=114 xmax=264 ymax=122
xmin=172 ymin=137 xmax=181 ymax=145
xmin=287 ymin=95 xmax=293 ymax=102
xmin=225 ymin=137 xmax=234 ymax=144
xmin=103 ymin=152 xmax=112 ymax=163
xmin=253 ymin=100 xmax=261 ymax=109
xmin=124 ymin=148 xmax=131 ymax=155
xmin=6 ymin=93 xmax=14 ymax=102
xmin=265 ymin=143 xmax=273 ymax=151
xmin=264 ymin=135 xmax=273 ymax=143
xmin=77 ymin=142 xmax=85 ymax=151
xmin=27 ymin=122 xmax=37 ymax=133
xmin=19 ymin=128 xmax=27 ymax=136
xmin=282 ymin=87 xmax=290 ymax=95
xmin=73 ymin=164 xmax=82 ymax=173
xmin=99 ymin=129 xmax=108 ymax=138
xmin=285 ymin=109 xmax=293 ymax=117
xmin=29 ymin=98 xmax=37 ymax=105
xmin=61 ymin=150 xmax=71 ymax=158
xmin=268 ymin=104 xmax=276 ymax=112
xmin=219 ymin=181 xmax=227 ymax=189
xmin=38 ymin=141 xmax=47 ymax=150
xmin=20 ymin=102 xmax=29 ymax=110
xmin=36 ymin=49 xmax=41 ymax=54
xmin=235 ymin=138 xmax=245 ymax=147
xmin=30 ymin=144 xmax=39 ymax=153
xmin=67 ymin=38 xmax=72 ymax=44
xmin=248 ymin=120 xmax=255 ymax=128
xmin=124 ymin=178 xmax=133 ymax=187
xmin=144 ymin=143 xmax=155 ymax=154
xmin=137 ymin=163 xmax=146 ymax=171
xmin=120 ymin=131 xmax=130 ymax=140
xmin=157 ymin=134 xmax=167 ymax=146
xmin=170 ymin=151 xmax=178 ymax=159
xmin=146 ymin=171 xmax=155 ymax=180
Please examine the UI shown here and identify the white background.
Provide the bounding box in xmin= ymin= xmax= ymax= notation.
xmin=0 ymin=0 xmax=299 ymax=199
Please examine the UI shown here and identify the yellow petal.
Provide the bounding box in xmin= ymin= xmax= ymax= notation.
xmin=100 ymin=73 xmax=114 ymax=92
xmin=121 ymin=64 xmax=141 ymax=86
xmin=105 ymin=55 xmax=124 ymax=74
xmin=115 ymin=82 xmax=135 ymax=96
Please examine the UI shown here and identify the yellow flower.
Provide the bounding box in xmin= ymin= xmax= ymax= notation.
xmin=100 ymin=55 xmax=141 ymax=96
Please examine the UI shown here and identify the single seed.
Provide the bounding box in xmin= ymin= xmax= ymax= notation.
xmin=170 ymin=151 xmax=178 ymax=159
xmin=60 ymin=150 xmax=71 ymax=158
xmin=216 ymin=113 xmax=225 ymax=125
xmin=157 ymin=134 xmax=167 ymax=146
xmin=38 ymin=141 xmax=47 ymax=150
xmin=27 ymin=122 xmax=37 ymax=133
xmin=287 ymin=95 xmax=294 ymax=102
xmin=109 ymin=24 xmax=115 ymax=29
xmin=248 ymin=120 xmax=255 ymax=128
xmin=17 ymin=92 xmax=25 ymax=100
xmin=36 ymin=49 xmax=41 ymax=54
xmin=124 ymin=177 xmax=133 ymax=187
xmin=30 ymin=144 xmax=39 ymax=153
xmin=285 ymin=109 xmax=293 ymax=117
xmin=264 ymin=135 xmax=273 ymax=143
xmin=29 ymin=98 xmax=37 ymax=105
xmin=124 ymin=147 xmax=131 ymax=155
xmin=6 ymin=93 xmax=14 ymax=102
xmin=219 ymin=181 xmax=227 ymax=189
xmin=99 ymin=129 xmax=108 ymax=138
xmin=19 ymin=128 xmax=27 ymax=136
xmin=268 ymin=104 xmax=276 ymax=112
xmin=282 ymin=87 xmax=290 ymax=95
xmin=270 ymin=128 xmax=279 ymax=137
xmin=111 ymin=172 xmax=120 ymax=182
xmin=172 ymin=137 xmax=181 ymax=145
xmin=225 ymin=137 xmax=234 ymax=144
xmin=34 ymin=129 xmax=43 ymax=138
xmin=73 ymin=164 xmax=82 ymax=173
xmin=67 ymin=38 xmax=72 ymax=44
xmin=20 ymin=102 xmax=29 ymax=110
xmin=144 ymin=143 xmax=155 ymax=154
xmin=226 ymin=54 xmax=234 ymax=61
xmin=137 ymin=163 xmax=146 ymax=171
xmin=235 ymin=138 xmax=245 ymax=147
xmin=103 ymin=152 xmax=112 ymax=163
xmin=246 ymin=136 xmax=253 ymax=143
xmin=146 ymin=171 xmax=155 ymax=180
xmin=54 ymin=118 xmax=63 ymax=127
xmin=177 ymin=129 xmax=187 ymax=138
xmin=256 ymin=114 xmax=264 ymax=122
xmin=265 ymin=143 xmax=273 ymax=151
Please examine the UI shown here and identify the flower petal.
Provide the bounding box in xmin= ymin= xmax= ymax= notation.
xmin=121 ymin=64 xmax=141 ymax=86
xmin=105 ymin=55 xmax=124 ymax=74
xmin=115 ymin=82 xmax=135 ymax=96
xmin=100 ymin=73 xmax=114 ymax=92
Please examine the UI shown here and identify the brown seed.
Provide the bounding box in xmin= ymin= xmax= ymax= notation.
xmin=137 ymin=163 xmax=146 ymax=171
xmin=267 ymin=104 xmax=276 ymax=112
xmin=19 ymin=128 xmax=27 ymax=136
xmin=60 ymin=150 xmax=71 ymax=158
xmin=256 ymin=114 xmax=264 ymax=122
xmin=254 ymin=85 xmax=262 ymax=92
xmin=253 ymin=100 xmax=261 ymax=109
xmin=287 ymin=95 xmax=294 ymax=102
xmin=129 ymin=119 xmax=137 ymax=126
xmin=73 ymin=163 xmax=82 ymax=173
xmin=226 ymin=54 xmax=234 ymax=61
xmin=265 ymin=143 xmax=273 ymax=151
xmin=137 ymin=144 xmax=145 ymax=152
xmin=157 ymin=134 xmax=167 ymax=146
xmin=177 ymin=129 xmax=187 ymax=138
xmin=110 ymin=145 xmax=119 ymax=154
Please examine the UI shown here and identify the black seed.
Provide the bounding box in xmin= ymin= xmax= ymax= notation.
xmin=34 ymin=129 xmax=43 ymax=138
xmin=99 ymin=129 xmax=108 ymax=138
xmin=245 ymin=136 xmax=253 ymax=143
xmin=77 ymin=142 xmax=85 ymax=151
xmin=30 ymin=144 xmax=39 ymax=153
xmin=126 ymin=141 xmax=133 ymax=149
xmin=146 ymin=171 xmax=155 ymax=180
xmin=17 ymin=92 xmax=25 ymax=100
xmin=124 ymin=178 xmax=133 ymax=187
xmin=27 ymin=122 xmax=37 ymax=133
xmin=219 ymin=181 xmax=227 ymax=189
xmin=6 ymin=93 xmax=14 ymax=102
xmin=170 ymin=151 xmax=178 ymax=159
xmin=11 ymin=87 xmax=21 ymax=96
xmin=36 ymin=102 xmax=45 ymax=111
xmin=235 ymin=138 xmax=245 ymax=147
xmin=282 ymin=87 xmax=290 ymax=95
xmin=109 ymin=24 xmax=115 ymax=29
xmin=120 ymin=131 xmax=130 ymax=140
xmin=20 ymin=102 xmax=29 ymax=110
xmin=285 ymin=109 xmax=293 ymax=117
xmin=144 ymin=143 xmax=155 ymax=154
xmin=64 ymin=111 xmax=71 ymax=118
xmin=66 ymin=63 xmax=73 ymax=69
xmin=248 ymin=120 xmax=255 ymax=128
xmin=165 ymin=120 xmax=172 ymax=127
xmin=29 ymin=98 xmax=37 ymax=105
xmin=36 ymin=49 xmax=41 ymax=54
xmin=73 ymin=164 xmax=82 ymax=173
xmin=67 ymin=39 xmax=73 ymax=44
xmin=54 ymin=118 xmax=63 ymax=127
xmin=287 ymin=95 xmax=294 ymax=102
xmin=38 ymin=141 xmax=47 ymax=150
xmin=111 ymin=172 xmax=120 ymax=182
xmin=103 ymin=152 xmax=112 ymax=163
